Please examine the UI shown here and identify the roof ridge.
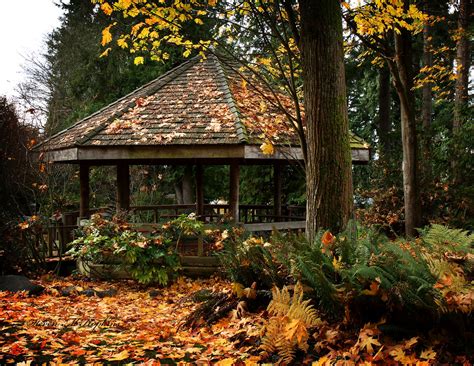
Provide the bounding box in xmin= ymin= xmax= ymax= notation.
xmin=212 ymin=55 xmax=248 ymax=143
xmin=36 ymin=55 xmax=201 ymax=149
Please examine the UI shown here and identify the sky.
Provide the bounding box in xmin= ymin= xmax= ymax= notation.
xmin=0 ymin=0 xmax=63 ymax=99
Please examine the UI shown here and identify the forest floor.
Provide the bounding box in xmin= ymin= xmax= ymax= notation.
xmin=0 ymin=276 xmax=472 ymax=365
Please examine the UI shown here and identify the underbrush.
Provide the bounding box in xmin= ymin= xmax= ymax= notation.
xmin=216 ymin=222 xmax=474 ymax=363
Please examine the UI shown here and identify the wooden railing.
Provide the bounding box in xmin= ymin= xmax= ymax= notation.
xmin=42 ymin=204 xmax=305 ymax=258
xmin=130 ymin=204 xmax=305 ymax=223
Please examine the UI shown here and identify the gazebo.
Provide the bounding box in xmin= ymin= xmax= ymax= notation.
xmin=36 ymin=54 xmax=369 ymax=227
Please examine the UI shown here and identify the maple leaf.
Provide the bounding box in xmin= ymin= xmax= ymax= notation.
xmin=358 ymin=335 xmax=381 ymax=355
xmin=215 ymin=358 xmax=237 ymax=366
xmin=389 ymin=346 xmax=407 ymax=362
xmin=101 ymin=25 xmax=113 ymax=46
xmin=109 ymin=349 xmax=129 ymax=361
xmin=100 ymin=2 xmax=113 ymax=15
xmin=9 ymin=343 xmax=26 ymax=356
xmin=260 ymin=141 xmax=274 ymax=155
xmin=420 ymin=347 xmax=437 ymax=360
xmin=134 ymin=56 xmax=144 ymax=65
xmin=321 ymin=231 xmax=336 ymax=246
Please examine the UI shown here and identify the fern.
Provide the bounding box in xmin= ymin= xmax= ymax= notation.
xmin=421 ymin=224 xmax=473 ymax=253
xmin=261 ymin=282 xmax=321 ymax=364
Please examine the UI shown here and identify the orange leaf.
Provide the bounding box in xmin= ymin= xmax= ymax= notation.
xmin=321 ymin=231 xmax=335 ymax=246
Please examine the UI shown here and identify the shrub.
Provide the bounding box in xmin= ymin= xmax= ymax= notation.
xmin=68 ymin=214 xmax=179 ymax=285
xmin=216 ymin=230 xmax=286 ymax=289
xmin=279 ymin=222 xmax=473 ymax=322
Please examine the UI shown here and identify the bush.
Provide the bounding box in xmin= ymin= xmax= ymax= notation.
xmin=277 ymin=223 xmax=473 ymax=323
xmin=216 ymin=229 xmax=286 ymax=289
xmin=68 ymin=214 xmax=180 ymax=285
xmin=218 ymin=222 xmax=473 ymax=324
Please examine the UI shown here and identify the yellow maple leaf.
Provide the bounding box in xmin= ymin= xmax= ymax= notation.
xmin=109 ymin=349 xmax=129 ymax=361
xmin=101 ymin=25 xmax=113 ymax=46
xmin=215 ymin=358 xmax=237 ymax=366
xmin=100 ymin=2 xmax=113 ymax=15
xmin=420 ymin=347 xmax=437 ymax=360
xmin=117 ymin=38 xmax=128 ymax=49
xmin=359 ymin=335 xmax=381 ymax=354
xmin=232 ymin=282 xmax=245 ymax=298
xmin=134 ymin=56 xmax=144 ymax=65
xmin=260 ymin=141 xmax=274 ymax=155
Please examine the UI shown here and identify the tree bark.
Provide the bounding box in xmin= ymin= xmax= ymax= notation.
xmin=389 ymin=17 xmax=421 ymax=237
xmin=453 ymin=0 xmax=471 ymax=132
xmin=299 ymin=0 xmax=353 ymax=242
xmin=378 ymin=66 xmax=392 ymax=154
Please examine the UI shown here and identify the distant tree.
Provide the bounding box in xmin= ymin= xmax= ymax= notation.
xmin=0 ymin=97 xmax=38 ymax=221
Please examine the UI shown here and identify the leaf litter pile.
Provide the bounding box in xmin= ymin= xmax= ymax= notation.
xmin=0 ymin=275 xmax=472 ymax=365
xmin=0 ymin=276 xmax=263 ymax=364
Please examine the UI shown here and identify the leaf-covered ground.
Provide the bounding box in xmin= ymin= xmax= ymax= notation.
xmin=0 ymin=276 xmax=263 ymax=364
xmin=0 ymin=276 xmax=472 ymax=365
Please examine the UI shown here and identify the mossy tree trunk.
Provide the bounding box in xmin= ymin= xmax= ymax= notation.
xmin=299 ymin=0 xmax=353 ymax=242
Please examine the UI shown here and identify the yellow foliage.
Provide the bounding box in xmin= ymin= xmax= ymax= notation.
xmin=100 ymin=2 xmax=113 ymax=15
xmin=261 ymin=282 xmax=321 ymax=364
xmin=101 ymin=25 xmax=113 ymax=46
xmin=134 ymin=56 xmax=145 ymax=65
xmin=260 ymin=141 xmax=274 ymax=155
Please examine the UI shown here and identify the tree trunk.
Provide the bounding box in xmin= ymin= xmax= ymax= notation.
xmin=389 ymin=18 xmax=421 ymax=237
xmin=453 ymin=0 xmax=471 ymax=132
xmin=378 ymin=66 xmax=391 ymax=154
xmin=299 ymin=0 xmax=353 ymax=242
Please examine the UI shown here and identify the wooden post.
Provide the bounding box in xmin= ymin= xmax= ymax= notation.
xmin=195 ymin=164 xmax=204 ymax=219
xmin=229 ymin=160 xmax=240 ymax=223
xmin=79 ymin=163 xmax=90 ymax=218
xmin=273 ymin=163 xmax=282 ymax=221
xmin=116 ymin=163 xmax=130 ymax=212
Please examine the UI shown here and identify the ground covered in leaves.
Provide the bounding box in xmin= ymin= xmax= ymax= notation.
xmin=0 ymin=275 xmax=472 ymax=365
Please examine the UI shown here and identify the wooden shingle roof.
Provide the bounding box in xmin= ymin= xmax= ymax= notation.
xmin=37 ymin=54 xmax=370 ymax=163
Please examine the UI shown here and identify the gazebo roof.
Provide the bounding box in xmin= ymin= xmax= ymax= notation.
xmin=37 ymin=54 xmax=370 ymax=164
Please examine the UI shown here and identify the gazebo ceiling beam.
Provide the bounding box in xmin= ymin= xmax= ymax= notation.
xmin=42 ymin=145 xmax=370 ymax=164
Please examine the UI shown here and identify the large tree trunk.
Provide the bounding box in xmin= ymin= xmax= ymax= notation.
xmin=378 ymin=66 xmax=392 ymax=154
xmin=299 ymin=0 xmax=353 ymax=242
xmin=453 ymin=0 xmax=471 ymax=132
xmin=389 ymin=19 xmax=421 ymax=237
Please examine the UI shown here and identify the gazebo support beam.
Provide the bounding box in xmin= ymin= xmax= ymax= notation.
xmin=274 ymin=163 xmax=282 ymax=221
xmin=195 ymin=164 xmax=204 ymax=220
xmin=79 ymin=163 xmax=90 ymax=218
xmin=116 ymin=163 xmax=130 ymax=212
xmin=229 ymin=161 xmax=240 ymax=223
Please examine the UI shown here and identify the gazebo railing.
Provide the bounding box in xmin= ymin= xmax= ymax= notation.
xmin=41 ymin=204 xmax=305 ymax=259
xmin=130 ymin=204 xmax=305 ymax=223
